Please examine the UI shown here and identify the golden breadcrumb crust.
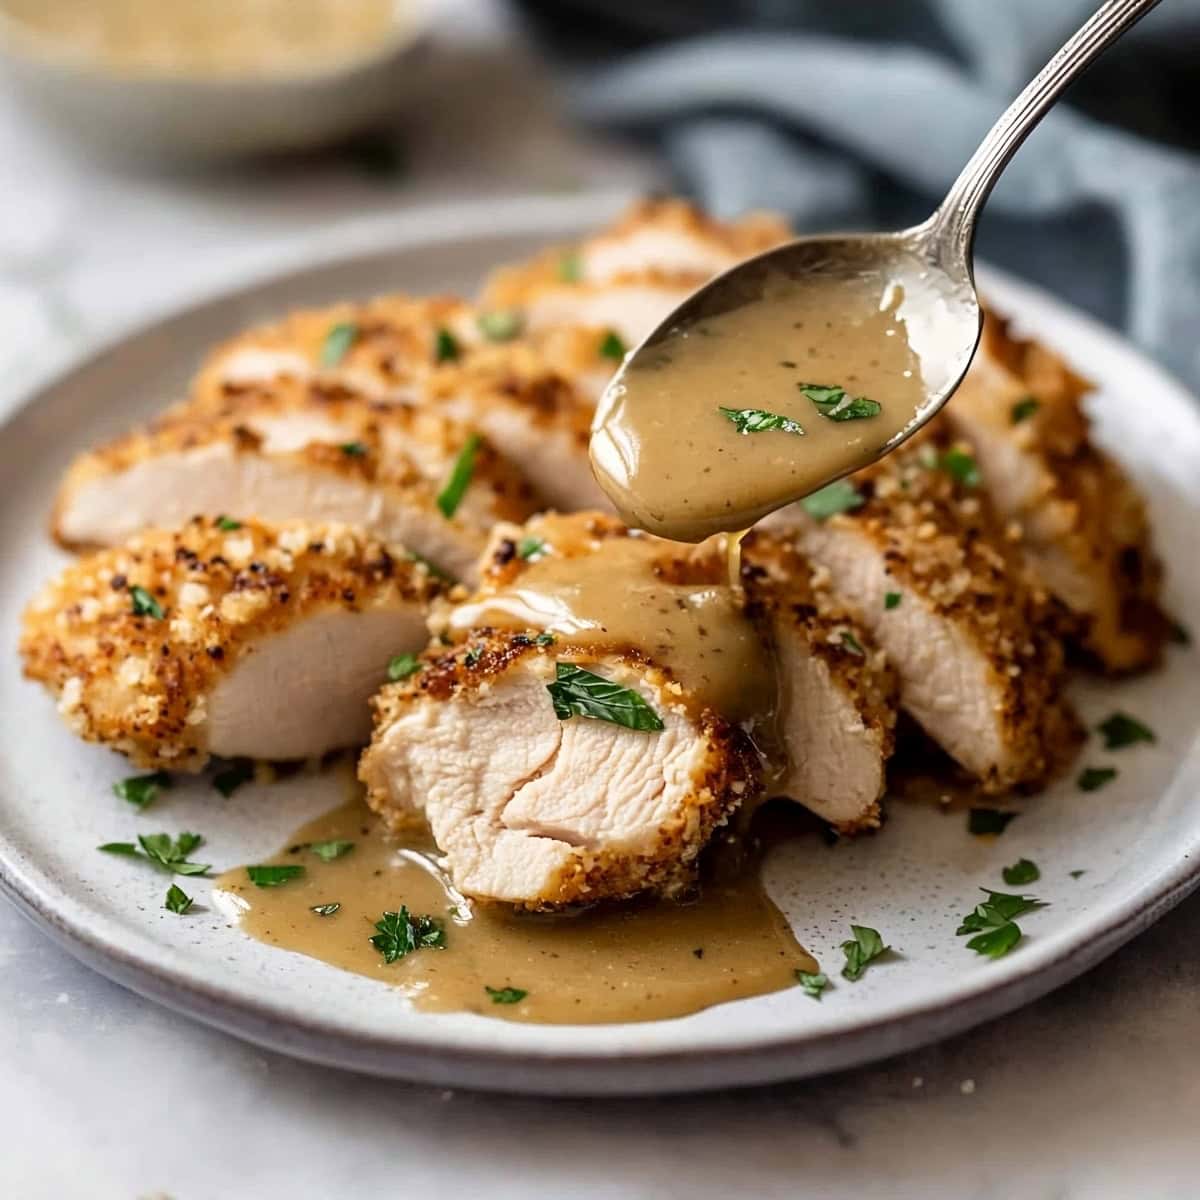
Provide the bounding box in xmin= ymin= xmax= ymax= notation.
xmin=22 ymin=517 xmax=442 ymax=770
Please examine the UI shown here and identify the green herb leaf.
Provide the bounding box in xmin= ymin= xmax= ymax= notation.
xmin=517 ymin=537 xmax=546 ymax=561
xmin=320 ymin=321 xmax=359 ymax=366
xmin=309 ymin=840 xmax=354 ymax=863
xmin=434 ymin=327 xmax=460 ymax=363
xmin=406 ymin=550 xmax=455 ymax=583
xmin=477 ymin=309 xmax=523 ymax=342
xmin=800 ymin=479 xmax=863 ymax=521
xmin=437 ymin=433 xmax=481 ymax=518
xmin=387 ymin=653 xmax=421 ymax=682
xmin=968 ymin=808 xmax=1017 ymax=836
xmin=164 ymin=884 xmax=193 ymax=914
xmin=98 ymin=841 xmax=141 ymax=858
xmin=557 ymin=251 xmax=582 ymax=282
xmin=370 ymin=907 xmax=446 ymax=963
xmin=941 ymin=447 xmax=982 ymax=488
xmin=339 ymin=441 xmax=367 ymax=458
xmin=485 ymin=985 xmax=528 ymax=1004
xmin=884 ymin=591 xmax=902 ymax=610
xmin=311 ymin=903 xmax=341 ymax=916
xmin=967 ymin=921 xmax=1022 ymax=958
xmin=113 ymin=770 xmax=170 ymax=811
xmin=840 ymin=925 xmax=888 ymax=981
xmin=838 ymin=631 xmax=865 ymax=657
xmin=1078 ymin=766 xmax=1118 ymax=792
xmin=1097 ymin=711 xmax=1156 ymax=750
xmin=213 ymin=759 xmax=254 ymax=798
xmin=129 ymin=585 xmax=164 ymax=620
xmin=546 ymin=663 xmax=664 ymax=732
xmin=1011 ymin=396 xmax=1040 ymax=424
xmin=799 ymin=382 xmax=882 ymax=422
xmin=216 ymin=515 xmax=242 ymax=531
xmin=246 ymin=864 xmax=306 ymax=888
xmin=599 ymin=329 xmax=627 ymax=361
xmin=956 ymin=889 xmax=1047 ymax=935
xmin=796 ymin=970 xmax=829 ymax=999
xmin=464 ymin=646 xmax=483 ymax=667
xmin=100 ymin=831 xmax=209 ymax=876
xmin=1069 ymin=869 xmax=1087 ymax=880
xmin=1002 ymin=858 xmax=1040 ymax=886
xmin=719 ymin=406 xmax=804 ymax=436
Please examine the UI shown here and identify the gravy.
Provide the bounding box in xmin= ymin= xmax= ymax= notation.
xmin=215 ymin=801 xmax=817 ymax=1025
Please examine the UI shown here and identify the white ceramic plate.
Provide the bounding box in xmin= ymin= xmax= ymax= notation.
xmin=1 ymin=194 xmax=1198 ymax=1096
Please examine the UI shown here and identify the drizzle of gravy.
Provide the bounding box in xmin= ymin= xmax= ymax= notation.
xmin=215 ymin=801 xmax=817 ymax=1025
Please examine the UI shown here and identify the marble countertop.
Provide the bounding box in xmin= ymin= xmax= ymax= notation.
xmin=3 ymin=4 xmax=1200 ymax=1197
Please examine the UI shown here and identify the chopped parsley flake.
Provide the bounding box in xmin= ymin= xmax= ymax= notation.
xmin=966 ymin=921 xmax=1022 ymax=958
xmin=129 ymin=585 xmax=163 ymax=619
xmin=1010 ymin=396 xmax=1040 ymax=423
xmin=434 ymin=327 xmax=460 ymax=363
xmin=311 ymin=903 xmax=341 ymax=916
xmin=320 ymin=321 xmax=358 ymax=366
xmin=485 ymin=985 xmax=528 ymax=1004
xmin=941 ymin=447 xmax=982 ymax=488
xmin=800 ymin=479 xmax=863 ymax=520
xmin=796 ymin=970 xmax=829 ymax=999
xmin=113 ymin=770 xmax=170 ymax=811
xmin=1002 ymin=858 xmax=1040 ymax=886
xmin=599 ymin=329 xmax=627 ymax=360
xmin=309 ymin=840 xmax=354 ymax=862
xmin=1069 ymin=869 xmax=1087 ymax=880
xmin=719 ymin=406 xmax=804 ymax=436
xmin=1078 ymin=766 xmax=1118 ymax=792
xmin=477 ymin=309 xmax=523 ymax=342
xmin=464 ymin=646 xmax=483 ymax=667
xmin=798 ymin=382 xmax=882 ymax=422
xmin=546 ymin=662 xmax=664 ymax=732
xmin=246 ymin=864 xmax=306 ymax=888
xmin=517 ymin=537 xmax=546 ymax=561
xmin=213 ymin=759 xmax=254 ymax=798
xmin=164 ymin=884 xmax=193 ymax=914
xmin=339 ymin=441 xmax=367 ymax=457
xmin=387 ymin=653 xmax=421 ymax=682
xmin=533 ymin=632 xmax=556 ymax=646
xmin=436 ymin=433 xmax=481 ymax=518
xmin=884 ymin=591 xmax=902 ymax=610
xmin=1097 ymin=711 xmax=1155 ymax=750
xmin=370 ymin=907 xmax=446 ymax=963
xmin=216 ymin=515 xmax=242 ymax=531
xmin=840 ymin=925 xmax=888 ymax=981
xmin=99 ymin=831 xmax=210 ymax=876
xmin=968 ymin=808 xmax=1017 ymax=836
xmin=838 ymin=631 xmax=865 ymax=657
xmin=957 ymin=888 xmax=1047 ymax=959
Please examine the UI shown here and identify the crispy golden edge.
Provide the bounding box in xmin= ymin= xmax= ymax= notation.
xmin=360 ymin=631 xmax=760 ymax=910
xmin=22 ymin=517 xmax=443 ymax=770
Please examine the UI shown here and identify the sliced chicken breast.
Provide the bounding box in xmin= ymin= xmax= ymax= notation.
xmin=53 ymin=378 xmax=539 ymax=582
xmin=359 ymin=634 xmax=758 ymax=909
xmin=741 ymin=532 xmax=898 ymax=832
xmin=21 ymin=518 xmax=442 ymax=769
xmin=947 ymin=312 xmax=1166 ymax=672
xmin=774 ymin=431 xmax=1081 ymax=793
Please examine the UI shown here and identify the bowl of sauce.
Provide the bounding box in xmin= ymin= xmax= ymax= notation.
xmin=0 ymin=0 xmax=438 ymax=159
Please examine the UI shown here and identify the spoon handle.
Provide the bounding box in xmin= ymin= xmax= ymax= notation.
xmin=930 ymin=0 xmax=1162 ymax=266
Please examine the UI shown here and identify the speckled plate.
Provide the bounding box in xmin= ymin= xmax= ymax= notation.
xmin=1 ymin=194 xmax=1198 ymax=1096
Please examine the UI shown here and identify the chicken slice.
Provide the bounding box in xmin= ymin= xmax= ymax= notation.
xmin=741 ymin=532 xmax=898 ymax=832
xmin=359 ymin=634 xmax=758 ymax=909
xmin=53 ymin=378 xmax=539 ymax=582
xmin=947 ymin=312 xmax=1166 ymax=672
xmin=774 ymin=431 xmax=1081 ymax=793
xmin=21 ymin=518 xmax=442 ymax=769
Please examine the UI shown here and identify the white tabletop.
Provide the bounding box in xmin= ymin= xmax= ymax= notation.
xmin=3 ymin=5 xmax=1199 ymax=1197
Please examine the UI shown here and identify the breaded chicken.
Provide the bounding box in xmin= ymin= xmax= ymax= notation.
xmin=21 ymin=518 xmax=441 ymax=769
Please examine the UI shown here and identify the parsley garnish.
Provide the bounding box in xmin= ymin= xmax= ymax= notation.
xmin=164 ymin=884 xmax=193 ymax=914
xmin=838 ymin=631 xmax=865 ymax=657
xmin=1078 ymin=766 xmax=1118 ymax=792
xmin=798 ymin=382 xmax=881 ymax=422
xmin=719 ymin=406 xmax=804 ymax=436
xmin=533 ymin=632 xmax=556 ymax=646
xmin=1069 ymin=869 xmax=1087 ymax=880
xmin=99 ymin=831 xmax=210 ymax=876
xmin=1097 ymin=711 xmax=1155 ymax=750
xmin=436 ymin=433 xmax=481 ymax=518
xmin=320 ymin=321 xmax=359 ymax=366
xmin=311 ymin=902 xmax=341 ymax=916
xmin=129 ymin=585 xmax=163 ymax=619
xmin=370 ymin=907 xmax=446 ymax=963
xmin=434 ymin=327 xmax=460 ymax=363
xmin=841 ymin=925 xmax=888 ymax=981
xmin=1002 ymin=858 xmax=1040 ymax=886
xmin=968 ymin=808 xmax=1016 ymax=836
xmin=387 ymin=653 xmax=421 ymax=682
xmin=957 ymin=889 xmax=1046 ymax=959
xmin=246 ymin=864 xmax=305 ymax=888
xmin=1011 ymin=396 xmax=1040 ymax=424
xmin=464 ymin=646 xmax=483 ymax=667
xmin=557 ymin=251 xmax=582 ymax=282
xmin=546 ymin=663 xmax=664 ymax=732
xmin=941 ymin=447 xmax=982 ymax=488
xmin=796 ymin=970 xmax=829 ymax=999
xmin=213 ymin=759 xmax=254 ymax=798
xmin=477 ymin=309 xmax=523 ymax=342
xmin=216 ymin=515 xmax=242 ymax=531
xmin=339 ymin=441 xmax=367 ymax=457
xmin=800 ymin=479 xmax=863 ymax=520
xmin=517 ymin=537 xmax=546 ymax=561
xmin=884 ymin=591 xmax=902 ymax=610
xmin=599 ymin=329 xmax=627 ymax=361
xmin=309 ymin=840 xmax=354 ymax=862
xmin=113 ymin=770 xmax=170 ymax=811
xmin=485 ymin=985 xmax=528 ymax=1004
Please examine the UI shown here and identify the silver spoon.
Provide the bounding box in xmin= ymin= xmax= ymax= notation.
xmin=595 ymin=0 xmax=1161 ymax=535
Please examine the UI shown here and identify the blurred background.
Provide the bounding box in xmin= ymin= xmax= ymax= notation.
xmin=0 ymin=0 xmax=1198 ymax=410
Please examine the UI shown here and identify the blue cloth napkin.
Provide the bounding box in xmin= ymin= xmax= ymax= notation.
xmin=559 ymin=0 xmax=1200 ymax=390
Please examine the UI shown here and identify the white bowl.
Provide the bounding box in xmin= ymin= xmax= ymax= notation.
xmin=0 ymin=0 xmax=438 ymax=161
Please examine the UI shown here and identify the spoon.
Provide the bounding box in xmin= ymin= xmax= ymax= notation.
xmin=591 ymin=0 xmax=1162 ymax=542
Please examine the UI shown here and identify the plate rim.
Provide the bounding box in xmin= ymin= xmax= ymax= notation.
xmin=2 ymin=192 xmax=1199 ymax=1095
